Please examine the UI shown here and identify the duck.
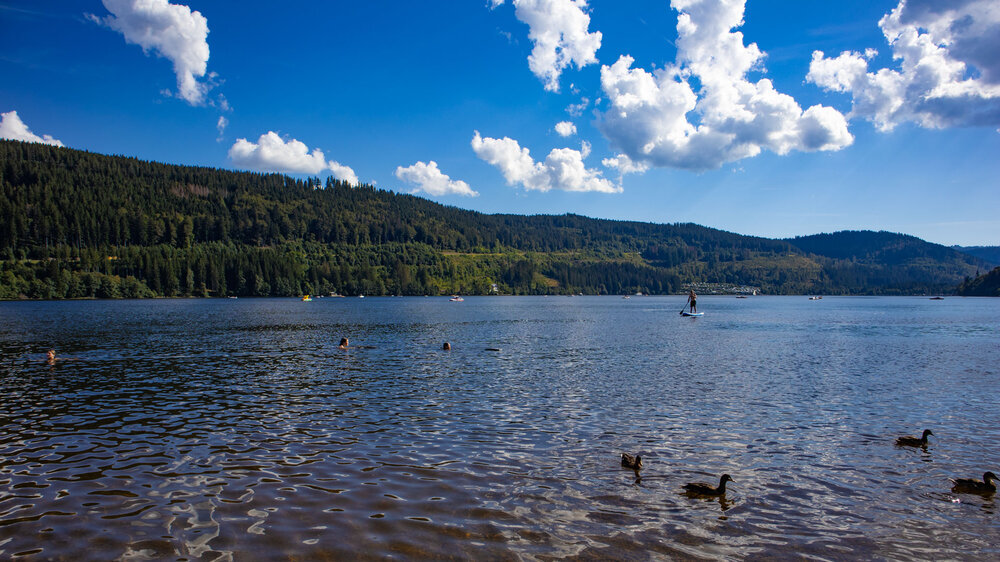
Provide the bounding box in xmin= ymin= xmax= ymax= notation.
xmin=895 ymin=429 xmax=933 ymax=447
xmin=951 ymin=471 xmax=998 ymax=495
xmin=621 ymin=453 xmax=643 ymax=471
xmin=683 ymin=474 xmax=733 ymax=496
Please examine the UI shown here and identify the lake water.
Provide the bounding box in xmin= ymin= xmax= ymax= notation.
xmin=1 ymin=296 xmax=998 ymax=560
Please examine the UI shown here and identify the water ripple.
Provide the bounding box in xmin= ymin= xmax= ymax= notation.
xmin=0 ymin=296 xmax=998 ymax=559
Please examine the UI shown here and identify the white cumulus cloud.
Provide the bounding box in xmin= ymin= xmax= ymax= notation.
xmin=228 ymin=132 xmax=357 ymax=183
xmin=395 ymin=161 xmax=478 ymax=197
xmin=493 ymin=0 xmax=602 ymax=92
xmin=807 ymin=0 xmax=1000 ymax=130
xmin=329 ymin=161 xmax=359 ymax=186
xmin=598 ymin=0 xmax=853 ymax=172
xmin=0 ymin=111 xmax=64 ymax=147
xmin=554 ymin=121 xmax=577 ymax=137
xmin=472 ymin=131 xmax=621 ymax=193
xmin=95 ymin=0 xmax=213 ymax=105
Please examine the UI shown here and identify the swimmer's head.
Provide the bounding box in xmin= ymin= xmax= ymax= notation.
xmin=442 ymin=342 xmax=451 ymax=350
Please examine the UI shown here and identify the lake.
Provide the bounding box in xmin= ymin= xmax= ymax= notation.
xmin=1 ymin=296 xmax=998 ymax=560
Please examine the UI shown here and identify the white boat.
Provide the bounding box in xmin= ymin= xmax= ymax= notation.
xmin=449 ymin=295 xmax=464 ymax=302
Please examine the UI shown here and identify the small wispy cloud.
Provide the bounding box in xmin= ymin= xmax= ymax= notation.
xmin=215 ymin=115 xmax=228 ymax=142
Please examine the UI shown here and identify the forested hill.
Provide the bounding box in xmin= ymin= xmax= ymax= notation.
xmin=0 ymin=139 xmax=988 ymax=298
xmin=956 ymin=267 xmax=1000 ymax=296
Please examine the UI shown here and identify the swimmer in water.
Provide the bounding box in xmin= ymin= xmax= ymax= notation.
xmin=338 ymin=337 xmax=349 ymax=349
xmin=46 ymin=349 xmax=57 ymax=364
xmin=442 ymin=342 xmax=451 ymax=350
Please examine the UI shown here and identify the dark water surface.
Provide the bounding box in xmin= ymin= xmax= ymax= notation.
xmin=1 ymin=296 xmax=998 ymax=560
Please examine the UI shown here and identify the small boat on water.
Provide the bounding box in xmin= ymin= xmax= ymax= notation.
xmin=809 ymin=296 xmax=823 ymax=300
xmin=930 ymin=296 xmax=945 ymax=300
xmin=449 ymin=295 xmax=464 ymax=302
xmin=622 ymin=295 xmax=631 ymax=299
xmin=301 ymin=295 xmax=312 ymax=302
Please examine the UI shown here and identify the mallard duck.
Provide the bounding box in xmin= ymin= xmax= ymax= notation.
xmin=621 ymin=453 xmax=642 ymax=471
xmin=951 ymin=471 xmax=998 ymax=495
xmin=895 ymin=429 xmax=933 ymax=447
xmin=683 ymin=474 xmax=733 ymax=496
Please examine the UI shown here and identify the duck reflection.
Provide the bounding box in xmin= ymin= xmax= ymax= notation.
xmin=679 ymin=488 xmax=734 ymax=512
xmin=714 ymin=494 xmax=734 ymax=512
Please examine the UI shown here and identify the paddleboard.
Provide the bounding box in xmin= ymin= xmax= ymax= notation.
xmin=680 ymin=311 xmax=704 ymax=317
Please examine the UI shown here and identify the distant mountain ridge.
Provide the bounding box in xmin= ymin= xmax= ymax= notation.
xmin=0 ymin=139 xmax=989 ymax=298
xmin=787 ymin=231 xmax=968 ymax=265
xmin=952 ymin=245 xmax=1000 ymax=266
xmin=780 ymin=230 xmax=989 ymax=295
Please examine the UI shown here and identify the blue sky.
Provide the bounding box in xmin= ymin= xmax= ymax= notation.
xmin=2 ymin=0 xmax=998 ymax=246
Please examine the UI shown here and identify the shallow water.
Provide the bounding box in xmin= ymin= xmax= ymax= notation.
xmin=1 ymin=296 xmax=998 ymax=560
